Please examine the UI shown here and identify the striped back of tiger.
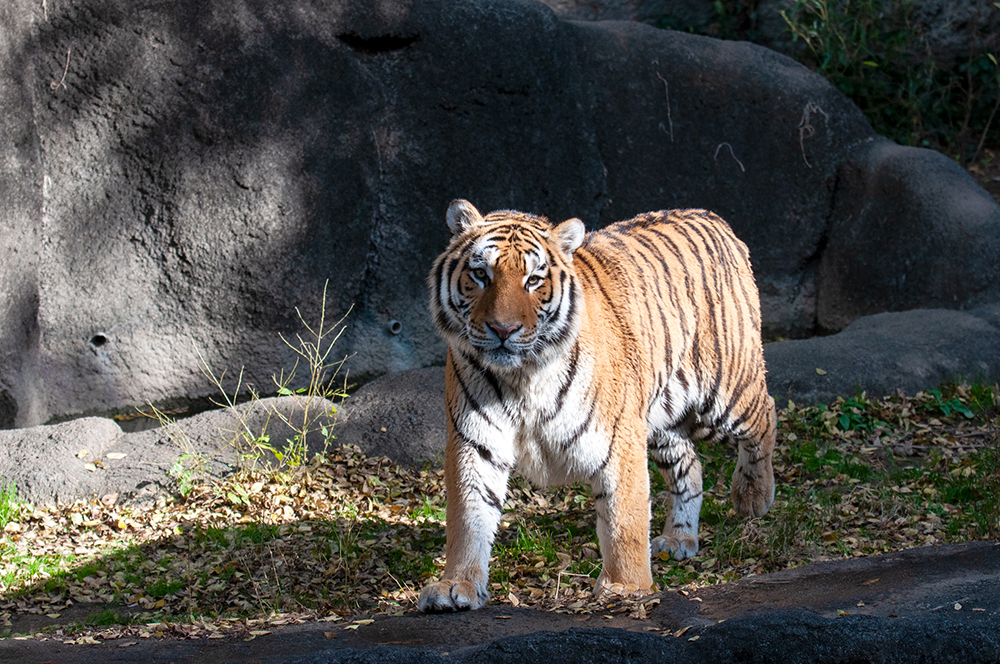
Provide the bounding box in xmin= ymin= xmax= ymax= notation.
xmin=575 ymin=209 xmax=772 ymax=447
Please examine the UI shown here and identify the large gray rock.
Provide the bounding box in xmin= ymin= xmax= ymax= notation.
xmin=0 ymin=417 xmax=124 ymax=506
xmin=334 ymin=367 xmax=446 ymax=467
xmin=765 ymin=306 xmax=1000 ymax=405
xmin=818 ymin=144 xmax=1000 ymax=330
xmin=1 ymin=0 xmax=998 ymax=428
xmin=0 ymin=395 xmax=337 ymax=506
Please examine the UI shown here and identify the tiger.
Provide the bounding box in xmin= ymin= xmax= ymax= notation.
xmin=418 ymin=199 xmax=775 ymax=612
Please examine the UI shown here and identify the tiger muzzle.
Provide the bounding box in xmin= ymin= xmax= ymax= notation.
xmin=486 ymin=321 xmax=522 ymax=341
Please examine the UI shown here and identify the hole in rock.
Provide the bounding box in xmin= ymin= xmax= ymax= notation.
xmin=337 ymin=32 xmax=419 ymax=55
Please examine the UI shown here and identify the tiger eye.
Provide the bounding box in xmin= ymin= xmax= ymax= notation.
xmin=526 ymin=275 xmax=542 ymax=287
xmin=471 ymin=268 xmax=488 ymax=281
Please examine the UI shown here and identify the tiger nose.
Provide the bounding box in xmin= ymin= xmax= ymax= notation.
xmin=487 ymin=321 xmax=522 ymax=341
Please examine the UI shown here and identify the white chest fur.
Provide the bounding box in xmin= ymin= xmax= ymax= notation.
xmin=466 ymin=349 xmax=610 ymax=488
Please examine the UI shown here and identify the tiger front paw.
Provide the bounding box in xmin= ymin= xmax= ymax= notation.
xmin=651 ymin=531 xmax=699 ymax=560
xmin=593 ymin=570 xmax=654 ymax=600
xmin=417 ymin=578 xmax=489 ymax=612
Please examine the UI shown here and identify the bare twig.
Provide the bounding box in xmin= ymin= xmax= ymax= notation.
xmin=971 ymin=89 xmax=1000 ymax=166
xmin=654 ymin=69 xmax=674 ymax=143
xmin=50 ymin=47 xmax=71 ymax=90
xmin=798 ymin=101 xmax=828 ymax=168
xmin=714 ymin=142 xmax=746 ymax=172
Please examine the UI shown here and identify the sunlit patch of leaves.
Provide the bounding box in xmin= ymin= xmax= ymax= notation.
xmin=1 ymin=383 xmax=998 ymax=641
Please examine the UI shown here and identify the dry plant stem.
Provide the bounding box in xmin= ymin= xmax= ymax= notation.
xmin=798 ymin=101 xmax=828 ymax=168
xmin=714 ymin=142 xmax=745 ymax=171
xmin=971 ymin=91 xmax=1000 ymax=166
xmin=653 ymin=66 xmax=674 ymax=142
xmin=50 ymin=47 xmax=70 ymax=90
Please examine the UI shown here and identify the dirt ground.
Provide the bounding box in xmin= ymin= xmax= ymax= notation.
xmin=1 ymin=541 xmax=997 ymax=663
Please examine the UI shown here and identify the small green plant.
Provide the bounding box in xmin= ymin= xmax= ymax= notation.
xmin=154 ymin=281 xmax=352 ymax=493
xmin=780 ymin=0 xmax=1000 ymax=156
xmin=83 ymin=607 xmax=135 ymax=628
xmin=835 ymin=395 xmax=890 ymax=432
xmin=919 ymin=387 xmax=975 ymax=419
xmin=0 ymin=480 xmax=20 ymax=531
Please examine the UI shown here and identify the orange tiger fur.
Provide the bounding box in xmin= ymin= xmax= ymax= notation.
xmin=419 ymin=200 xmax=775 ymax=612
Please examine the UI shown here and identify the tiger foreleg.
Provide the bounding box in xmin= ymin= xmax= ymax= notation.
xmin=591 ymin=436 xmax=655 ymax=599
xmin=418 ymin=433 xmax=510 ymax=612
xmin=649 ymin=433 xmax=702 ymax=560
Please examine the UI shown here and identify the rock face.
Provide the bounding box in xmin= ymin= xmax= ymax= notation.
xmin=334 ymin=368 xmax=446 ymax=468
xmin=1 ymin=0 xmax=998 ymax=427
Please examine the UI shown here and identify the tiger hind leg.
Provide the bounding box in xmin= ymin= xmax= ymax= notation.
xmin=730 ymin=388 xmax=777 ymax=518
xmin=648 ymin=429 xmax=702 ymax=560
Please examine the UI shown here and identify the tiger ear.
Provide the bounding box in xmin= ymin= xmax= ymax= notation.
xmin=553 ymin=218 xmax=585 ymax=257
xmin=446 ymin=199 xmax=485 ymax=236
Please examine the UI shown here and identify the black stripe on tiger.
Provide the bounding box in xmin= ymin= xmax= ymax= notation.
xmin=559 ymin=387 xmax=599 ymax=451
xmin=541 ymin=340 xmax=580 ymax=424
xmin=450 ymin=360 xmax=504 ymax=433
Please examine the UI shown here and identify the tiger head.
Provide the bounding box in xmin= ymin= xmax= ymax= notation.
xmin=429 ymin=199 xmax=586 ymax=372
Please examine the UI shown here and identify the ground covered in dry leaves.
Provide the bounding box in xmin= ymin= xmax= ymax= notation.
xmin=1 ymin=384 xmax=998 ymax=645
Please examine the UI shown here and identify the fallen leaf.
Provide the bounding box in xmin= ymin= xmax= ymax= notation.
xmin=77 ymin=449 xmax=89 ymax=459
xmin=815 ymin=368 xmax=827 ymax=375
xmin=105 ymin=452 xmax=127 ymax=460
xmin=84 ymin=463 xmax=97 ymax=472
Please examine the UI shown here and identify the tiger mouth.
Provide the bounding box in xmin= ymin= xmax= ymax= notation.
xmin=482 ymin=343 xmax=526 ymax=367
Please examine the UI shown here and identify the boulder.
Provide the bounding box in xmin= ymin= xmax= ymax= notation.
xmin=0 ymin=0 xmax=998 ymax=427
xmin=765 ymin=305 xmax=1000 ymax=405
xmin=0 ymin=395 xmax=337 ymax=507
xmin=334 ymin=368 xmax=447 ymax=467
xmin=0 ymin=417 xmax=123 ymax=507
xmin=818 ymin=143 xmax=1000 ymax=330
